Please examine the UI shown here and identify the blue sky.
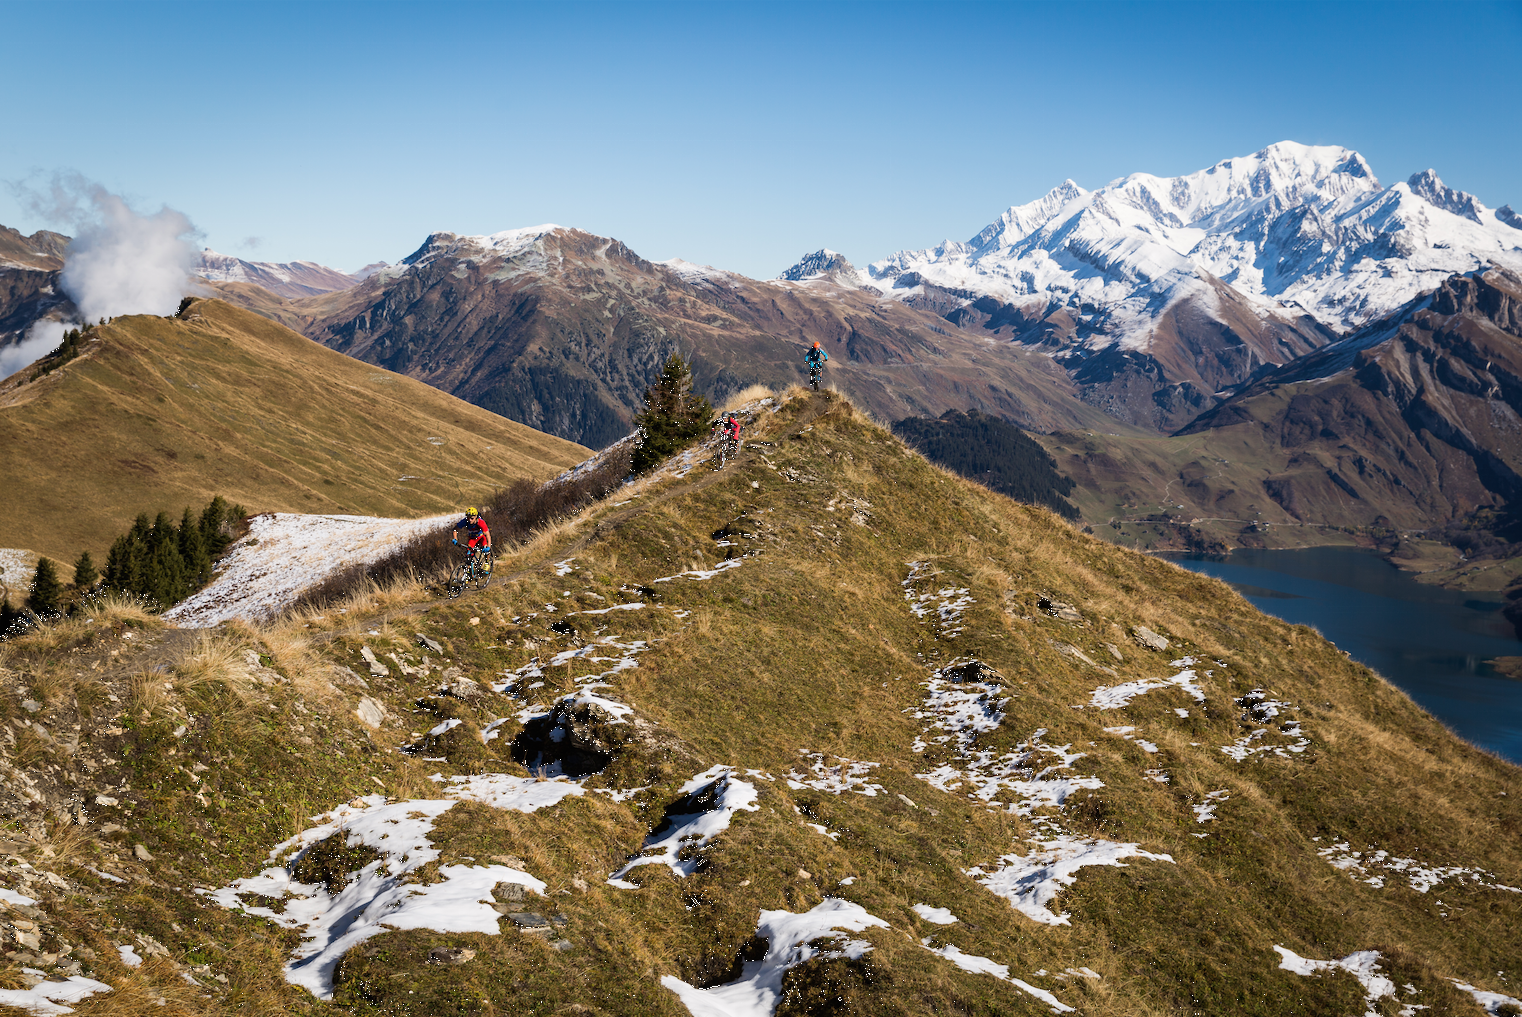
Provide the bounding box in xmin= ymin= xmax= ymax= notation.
xmin=4 ymin=1 xmax=1519 ymax=278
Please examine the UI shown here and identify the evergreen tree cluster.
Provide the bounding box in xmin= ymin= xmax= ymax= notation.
xmin=27 ymin=325 xmax=89 ymax=381
xmin=102 ymin=496 xmax=246 ymax=609
xmin=631 ymin=354 xmax=714 ymax=474
xmin=892 ymin=409 xmax=1080 ymax=519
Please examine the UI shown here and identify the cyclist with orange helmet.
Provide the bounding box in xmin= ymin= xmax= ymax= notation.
xmin=805 ymin=341 xmax=828 ymax=389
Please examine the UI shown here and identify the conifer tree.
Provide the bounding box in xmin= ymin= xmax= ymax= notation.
xmin=178 ymin=507 xmax=210 ymax=586
xmin=27 ymin=558 xmax=63 ymax=615
xmin=631 ymin=354 xmax=714 ymax=474
xmin=73 ymin=550 xmax=99 ymax=589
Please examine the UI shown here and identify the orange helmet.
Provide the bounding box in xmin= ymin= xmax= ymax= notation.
xmin=812 ymin=341 xmax=820 ymax=349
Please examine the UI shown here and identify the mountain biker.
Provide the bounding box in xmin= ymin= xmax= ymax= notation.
xmin=805 ymin=342 xmax=828 ymax=384
xmin=452 ymin=507 xmax=492 ymax=568
xmin=709 ymin=411 xmax=739 ymax=447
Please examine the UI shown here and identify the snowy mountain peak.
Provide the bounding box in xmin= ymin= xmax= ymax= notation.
xmin=970 ymin=180 xmax=1088 ymax=251
xmin=1407 ymin=169 xmax=1487 ymax=223
xmin=778 ymin=249 xmax=860 ymax=283
xmin=867 ymin=141 xmax=1522 ymax=346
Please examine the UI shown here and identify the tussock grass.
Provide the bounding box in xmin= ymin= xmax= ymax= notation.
xmin=720 ymin=383 xmax=776 ymax=412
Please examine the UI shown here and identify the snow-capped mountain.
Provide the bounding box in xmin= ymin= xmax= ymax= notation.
xmin=193 ymin=250 xmax=375 ymax=300
xmin=870 ymin=141 xmax=1522 ymax=338
xmin=861 ymin=141 xmax=1522 ymax=430
xmin=776 ymin=249 xmax=869 ymax=286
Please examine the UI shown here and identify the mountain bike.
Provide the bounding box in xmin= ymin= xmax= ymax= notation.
xmin=712 ymin=435 xmax=740 ymax=470
xmin=448 ymin=545 xmax=494 ymax=599
xmin=808 ymin=365 xmax=823 ymax=391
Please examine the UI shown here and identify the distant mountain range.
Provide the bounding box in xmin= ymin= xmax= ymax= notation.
xmin=4 ymin=140 xmax=1521 ymax=557
xmin=191 ymin=250 xmax=385 ymax=299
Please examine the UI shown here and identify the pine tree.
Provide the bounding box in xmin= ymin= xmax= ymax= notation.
xmin=27 ymin=558 xmax=63 ymax=615
xmin=178 ymin=507 xmax=210 ymax=587
xmin=73 ymin=550 xmax=99 ymax=589
xmin=631 ymin=354 xmax=714 ymax=474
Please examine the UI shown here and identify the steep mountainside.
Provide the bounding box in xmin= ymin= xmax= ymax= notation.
xmin=0 ymin=227 xmax=72 ymax=346
xmin=869 ymin=142 xmax=1522 ymax=430
xmin=0 ymin=389 xmax=1517 ymax=1017
xmin=0 ymin=299 xmax=587 ymax=564
xmin=210 ymin=227 xmax=1127 ymax=448
xmin=1037 ymin=266 xmax=1522 ymax=555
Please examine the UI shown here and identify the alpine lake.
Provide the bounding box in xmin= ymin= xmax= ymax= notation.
xmin=1164 ymin=545 xmax=1522 ymax=765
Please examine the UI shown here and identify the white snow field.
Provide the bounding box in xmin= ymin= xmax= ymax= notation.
xmin=608 ymin=766 xmax=760 ymax=887
xmin=165 ymin=512 xmax=455 ymax=626
xmin=0 ymin=973 xmax=113 ymax=1016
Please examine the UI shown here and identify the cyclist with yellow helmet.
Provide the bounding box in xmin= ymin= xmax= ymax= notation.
xmin=452 ymin=507 xmax=492 ymax=557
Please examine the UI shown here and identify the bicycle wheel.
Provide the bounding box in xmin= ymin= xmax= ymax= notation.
xmin=473 ymin=553 xmax=494 ymax=590
xmin=447 ymin=562 xmax=467 ymax=599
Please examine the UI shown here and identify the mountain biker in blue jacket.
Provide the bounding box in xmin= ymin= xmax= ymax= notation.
xmin=805 ymin=342 xmax=828 ymax=372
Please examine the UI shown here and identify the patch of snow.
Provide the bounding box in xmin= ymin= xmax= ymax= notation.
xmin=1193 ymin=789 xmax=1230 ymax=823
xmin=652 ymin=559 xmax=746 ymax=584
xmin=919 ymin=941 xmax=1075 ymax=1013
xmin=903 ymin=561 xmax=974 ymax=638
xmin=0 ymin=973 xmax=113 ymax=1015
xmin=202 ymin=792 xmax=561 ymax=999
xmin=967 ymin=836 xmax=1174 ymax=926
xmin=166 ymin=512 xmax=454 ymax=626
xmin=1090 ymin=657 xmax=1204 ymax=709
xmin=0 ymin=887 xmax=37 ymax=906
xmin=1451 ymin=979 xmax=1522 ymax=1016
xmin=552 ymin=559 xmax=575 ymax=576
xmin=609 ymin=766 xmax=760 ymax=885
xmin=116 ymin=945 xmax=142 ymax=967
xmin=661 ymin=898 xmax=887 ymax=1017
xmin=1315 ymin=841 xmax=1521 ymax=895
xmin=1274 ymin=946 xmax=1395 ymax=1017
xmin=911 ymin=904 xmax=959 ymax=924
xmin=786 ymin=752 xmax=884 ymax=796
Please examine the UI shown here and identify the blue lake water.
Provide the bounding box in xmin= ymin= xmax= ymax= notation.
xmin=1164 ymin=545 xmax=1522 ymax=765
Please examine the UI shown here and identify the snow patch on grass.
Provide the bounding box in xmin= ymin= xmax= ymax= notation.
xmin=966 ymin=836 xmax=1174 ymax=927
xmin=786 ymin=752 xmax=884 ymax=796
xmin=911 ymin=903 xmax=958 ymax=924
xmin=1089 ymin=657 xmax=1204 ymax=709
xmin=609 ymin=766 xmax=759 ymax=886
xmin=903 ymin=561 xmax=974 ymax=638
xmin=1314 ymin=840 xmax=1522 ymax=894
xmin=0 ymin=972 xmax=113 ymax=1015
xmin=1274 ymin=946 xmax=1395 ymax=1017
xmin=661 ymin=898 xmax=886 ymax=1017
xmin=918 ymin=942 xmax=1075 ymax=1013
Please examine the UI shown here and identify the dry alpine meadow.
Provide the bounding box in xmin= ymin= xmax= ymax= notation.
xmin=1 ymin=387 xmax=1519 ymax=1017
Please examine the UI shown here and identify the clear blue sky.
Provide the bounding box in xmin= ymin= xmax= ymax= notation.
xmin=4 ymin=1 xmax=1519 ymax=278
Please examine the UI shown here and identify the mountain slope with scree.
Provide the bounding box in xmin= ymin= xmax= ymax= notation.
xmin=1 ymin=387 xmax=1517 ymax=1017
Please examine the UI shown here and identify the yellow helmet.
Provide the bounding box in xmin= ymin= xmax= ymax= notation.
xmin=465 ymin=507 xmax=478 ymax=518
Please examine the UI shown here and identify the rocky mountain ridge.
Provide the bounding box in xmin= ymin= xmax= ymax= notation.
xmin=205 ymin=226 xmax=1125 ymax=448
xmin=1037 ymin=265 xmax=1522 ymax=562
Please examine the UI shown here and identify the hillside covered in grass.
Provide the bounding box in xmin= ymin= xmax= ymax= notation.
xmin=0 ymin=299 xmax=589 ymax=565
xmin=1 ymin=388 xmax=1518 ymax=1017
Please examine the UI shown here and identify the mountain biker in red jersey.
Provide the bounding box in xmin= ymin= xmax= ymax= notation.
xmin=723 ymin=413 xmax=741 ymax=444
xmin=452 ymin=507 xmax=492 ymax=556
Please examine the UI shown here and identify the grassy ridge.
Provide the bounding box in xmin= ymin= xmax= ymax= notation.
xmin=0 ymin=388 xmax=1517 ymax=1016
xmin=0 ymin=299 xmax=589 ymax=564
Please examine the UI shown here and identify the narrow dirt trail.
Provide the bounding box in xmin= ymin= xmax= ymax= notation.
xmin=305 ymin=393 xmax=835 ymax=646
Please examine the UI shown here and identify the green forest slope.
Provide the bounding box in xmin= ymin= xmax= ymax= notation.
xmin=0 ymin=389 xmax=1517 ymax=1017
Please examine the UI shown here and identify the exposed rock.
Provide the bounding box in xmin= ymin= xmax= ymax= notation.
xmin=360 ymin=646 xmax=390 ymax=678
xmin=1038 ymin=596 xmax=1083 ymax=622
xmin=426 ymin=947 xmax=476 ymax=965
xmin=354 ymin=697 xmax=387 ymax=729
xmin=416 ymin=633 xmax=444 ymax=653
xmin=1133 ymin=625 xmax=1170 ymax=651
xmin=439 ymin=674 xmax=483 ymax=701
xmin=133 ymin=843 xmax=154 ymax=862
xmin=936 ymin=659 xmax=1003 ymax=684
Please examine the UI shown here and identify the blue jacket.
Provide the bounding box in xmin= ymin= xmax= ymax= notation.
xmin=805 ymin=347 xmax=828 ymax=366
